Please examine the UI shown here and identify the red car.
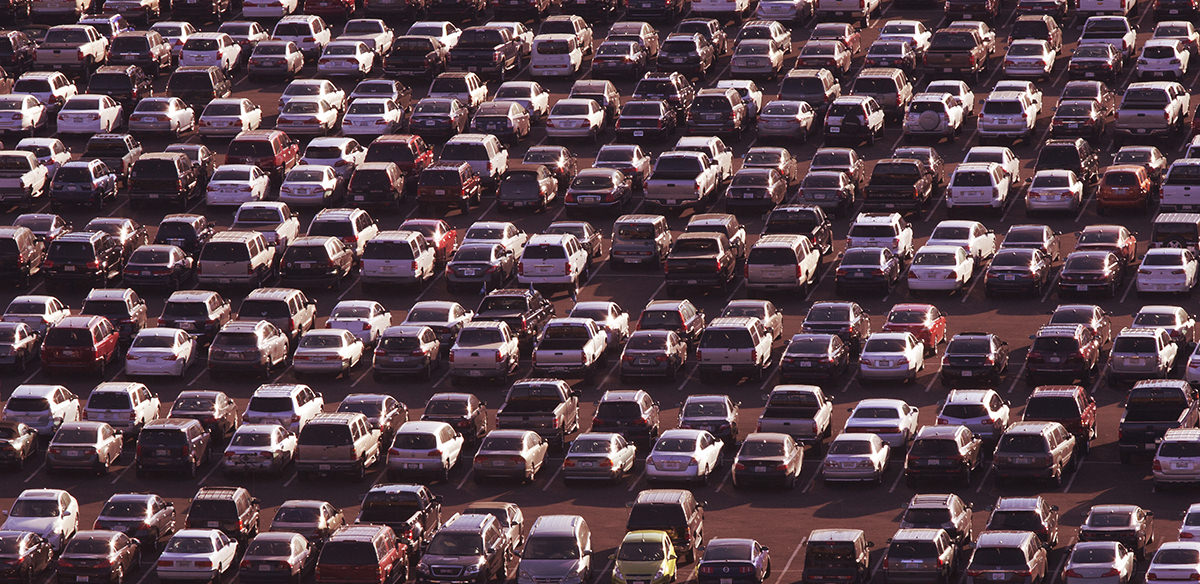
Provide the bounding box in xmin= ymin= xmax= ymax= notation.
xmin=365 ymin=134 xmax=434 ymax=178
xmin=41 ymin=315 xmax=121 ymax=375
xmin=399 ymin=218 xmax=458 ymax=265
xmin=226 ymin=130 xmax=300 ymax=183
xmin=881 ymin=303 xmax=947 ymax=356
xmin=1075 ymin=224 xmax=1137 ymax=266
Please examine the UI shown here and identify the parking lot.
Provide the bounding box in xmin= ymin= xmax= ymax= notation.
xmin=0 ymin=0 xmax=1198 ymax=583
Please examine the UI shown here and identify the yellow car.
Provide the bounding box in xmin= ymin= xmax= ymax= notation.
xmin=613 ymin=530 xmax=677 ymax=584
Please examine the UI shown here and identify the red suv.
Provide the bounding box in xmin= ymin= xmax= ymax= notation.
xmin=881 ymin=303 xmax=947 ymax=357
xmin=364 ymin=134 xmax=434 ymax=179
xmin=1022 ymin=385 xmax=1098 ymax=454
xmin=42 ymin=315 xmax=121 ymax=376
xmin=226 ymin=130 xmax=300 ymax=182
xmin=316 ymin=526 xmax=408 ymax=584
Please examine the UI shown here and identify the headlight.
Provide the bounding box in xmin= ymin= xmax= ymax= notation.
xmin=518 ymin=569 xmax=533 ymax=581
xmin=417 ymin=562 xmax=430 ymax=573
xmin=563 ymin=571 xmax=585 ymax=584
xmin=613 ymin=566 xmax=625 ymax=581
xmin=654 ymin=568 xmax=666 ymax=581
xmin=464 ymin=562 xmax=484 ymax=575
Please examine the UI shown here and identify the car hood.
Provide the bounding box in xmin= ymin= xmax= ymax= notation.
xmin=2 ymin=517 xmax=57 ymax=536
xmin=616 ymin=559 xmax=667 ymax=577
xmin=423 ymin=554 xmax=485 ymax=567
xmin=520 ymin=559 xmax=583 ymax=578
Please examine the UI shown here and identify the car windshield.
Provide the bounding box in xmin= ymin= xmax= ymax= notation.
xmin=165 ymin=537 xmax=213 ymax=554
xmin=655 ymin=437 xmax=697 ymax=452
xmin=1071 ymin=547 xmax=1117 ymax=564
xmin=523 ymin=537 xmax=580 ymax=560
xmin=9 ymin=500 xmax=58 ymax=517
xmin=619 ymin=542 xmax=664 ymax=561
xmin=828 ymin=440 xmax=872 ymax=455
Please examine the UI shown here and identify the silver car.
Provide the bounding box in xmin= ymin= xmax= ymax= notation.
xmin=472 ymin=430 xmax=548 ymax=483
xmin=221 ymin=423 xmax=297 ymax=475
xmin=562 ymin=432 xmax=636 ymax=483
xmin=47 ymin=421 xmax=123 ymax=474
xmin=619 ymin=330 xmax=687 ymax=380
xmin=1062 ymin=542 xmax=1135 ymax=584
xmin=821 ymin=432 xmax=890 ymax=484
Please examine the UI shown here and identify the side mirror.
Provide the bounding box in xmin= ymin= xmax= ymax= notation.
xmin=1051 ymin=505 xmax=1059 ymax=511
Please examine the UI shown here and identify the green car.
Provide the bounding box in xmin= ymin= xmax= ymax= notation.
xmin=613 ymin=530 xmax=678 ymax=584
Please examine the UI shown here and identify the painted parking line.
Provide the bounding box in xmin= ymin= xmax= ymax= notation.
xmin=1041 ymin=273 xmax=1061 ymax=303
xmin=626 ymin=470 xmax=645 ymax=492
xmin=800 ymin=467 xmax=821 ymax=494
xmin=541 ymin=464 xmax=563 ymax=491
xmin=1005 ymin=363 xmax=1027 ymax=394
xmin=771 ymin=539 xmax=807 ymax=584
xmin=350 ymin=366 xmax=372 ymax=388
xmin=23 ymin=460 xmax=45 ymax=483
xmin=592 ymin=559 xmax=614 ymax=584
xmin=336 ymin=276 xmax=362 ymax=301
xmin=109 ymin=462 xmax=135 ymax=485
xmin=197 ymin=460 xmax=223 ymax=485
xmin=21 ymin=367 xmax=41 ymax=384
xmin=456 ymin=467 xmax=474 ymax=489
xmin=887 ymin=464 xmax=905 ymax=493
xmin=185 ymin=366 xmax=207 ymax=387
xmin=1063 ymin=459 xmax=1084 ymax=493
xmin=974 ymin=465 xmax=993 ymax=493
xmin=1119 ymin=275 xmax=1137 ymax=304
xmin=961 ymin=265 xmax=988 ymax=303
xmin=805 ymin=262 xmax=835 ymax=302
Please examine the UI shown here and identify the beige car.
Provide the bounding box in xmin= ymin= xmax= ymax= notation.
xmin=46 ymin=421 xmax=123 ymax=475
xmin=295 ymin=412 xmax=382 ymax=481
xmin=472 ymin=429 xmax=549 ymax=483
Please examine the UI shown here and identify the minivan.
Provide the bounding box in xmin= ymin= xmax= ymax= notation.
xmin=295 ymin=412 xmax=381 ymax=480
xmin=611 ymin=214 xmax=672 ymax=268
xmin=531 ymin=34 xmax=583 ymax=77
xmin=197 ymin=231 xmax=274 ymax=287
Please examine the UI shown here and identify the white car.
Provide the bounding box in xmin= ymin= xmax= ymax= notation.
xmin=462 ymin=221 xmax=528 ymax=256
xmin=568 ymin=301 xmax=630 ymax=347
xmin=243 ymin=384 xmax=325 ymax=433
xmin=151 ymin=21 xmax=199 ymax=59
xmin=645 ymin=428 xmax=724 ymax=484
xmin=755 ymin=0 xmax=811 ymax=21
xmin=494 ymin=81 xmax=551 ymax=120
xmin=206 ymin=164 xmax=272 ymax=206
xmin=1 ymin=384 xmax=80 ymax=435
xmin=546 ymin=98 xmax=606 ymax=139
xmin=402 ymin=301 xmax=474 ymax=347
xmin=157 ymin=530 xmax=239 ymax=583
xmin=844 ymin=398 xmax=920 ymax=449
xmin=84 ymin=382 xmax=162 ymax=436
xmin=340 ymin=18 xmax=394 ymax=54
xmin=341 ymin=98 xmax=406 ymax=137
xmin=56 ymin=94 xmax=122 ymax=134
xmin=222 ymin=423 xmax=297 ymax=474
xmin=859 ymin=331 xmax=925 ymax=383
xmin=1062 ymin=542 xmax=1136 ymax=584
xmin=879 ymin=19 xmax=932 ymax=55
xmin=1139 ymin=248 xmax=1200 ymax=293
xmin=1131 ymin=305 xmax=1197 ymax=348
xmin=1026 ymin=169 xmax=1084 ymax=213
xmin=1146 ymin=543 xmax=1200 ymax=584
xmin=908 ymin=245 xmax=975 ymax=292
xmin=406 ymin=21 xmax=461 ymax=50
xmin=730 ymin=39 xmax=786 ymax=79
xmin=1 ymin=489 xmax=78 ymax=552
xmin=279 ymin=165 xmax=342 ymax=207
xmin=15 ymin=138 xmax=70 ymax=180
xmin=125 ymin=328 xmax=196 ymax=378
xmin=946 ymin=162 xmax=1014 ymax=212
xmin=199 ymin=98 xmax=263 ymax=137
xmin=276 ymin=97 xmax=340 ymax=136
xmin=349 ymin=79 xmax=408 ymax=103
xmin=327 ymin=300 xmax=392 ymax=346
xmin=992 ymin=80 xmax=1044 ymax=112
xmin=300 ymin=137 xmax=364 ymax=181
xmin=0 ymin=94 xmax=47 ymax=135
xmin=3 ymin=294 xmax=71 ymax=337
xmin=925 ymin=79 xmax=975 ymax=116
xmin=716 ymin=79 xmax=764 ymax=119
xmin=279 ymin=79 xmax=346 ymax=112
xmin=180 ymin=32 xmax=241 ymax=74
xmin=242 ymin=0 xmax=298 ymax=19
xmin=926 ymin=219 xmax=997 ymax=263
xmin=385 ymin=420 xmax=464 ymax=481
xmin=1139 ymin=38 xmax=1191 ymax=80
xmin=317 ymin=40 xmax=375 ymax=77
xmin=248 ymin=40 xmax=305 ymax=76
xmin=128 ymin=97 xmax=195 ymax=136
xmin=821 ymin=433 xmax=890 ymax=484
xmin=1180 ymin=503 xmax=1200 ymax=540
xmin=963 ymin=145 xmax=1022 ymax=183
xmin=220 ymin=22 xmax=272 ymax=49
xmin=293 ymin=329 xmax=365 ymax=377
xmin=1003 ymin=39 xmax=1056 ymax=79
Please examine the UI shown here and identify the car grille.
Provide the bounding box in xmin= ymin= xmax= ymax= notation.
xmin=432 ymin=567 xmax=463 ymax=577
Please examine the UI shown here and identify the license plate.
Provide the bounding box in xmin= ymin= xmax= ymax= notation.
xmin=405 ymin=463 xmax=421 ymax=469
xmin=1147 ymin=443 xmax=1158 ymax=450
xmin=580 ymin=461 xmax=593 ymax=467
xmin=1076 ymin=285 xmax=1088 ymax=291
xmin=258 ymin=565 xmax=271 ymax=572
xmin=64 ymin=265 xmax=75 ymax=272
xmin=752 ymin=467 xmax=765 ymax=474
xmin=1175 ymin=462 xmax=1190 ymax=469
xmin=962 ymin=370 xmax=973 ymax=377
xmin=1004 ymin=275 xmax=1015 ymax=281
xmin=633 ymin=130 xmax=644 ymax=137
xmin=829 ymin=127 xmax=840 ymax=133
xmin=435 ymin=189 xmax=446 ymax=195
xmin=76 ymin=577 xmax=89 ymax=582
xmin=491 ymin=460 xmax=506 ymax=467
xmin=468 ymin=370 xmax=481 ymax=377
xmin=156 ymin=449 xmax=169 ymax=456
xmin=1085 ymin=72 xmax=1095 ymax=77
xmin=721 ymin=365 xmax=733 ymax=372
xmin=318 ymin=464 xmax=331 ymax=471
xmin=991 ymin=574 xmax=1005 ymax=581
xmin=798 ymin=361 xmax=812 ymax=367
xmin=207 ymin=521 xmax=219 ymax=528
xmin=943 ymin=67 xmax=953 ymax=72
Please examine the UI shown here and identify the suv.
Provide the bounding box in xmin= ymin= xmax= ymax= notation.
xmin=965 ymin=532 xmax=1048 ymax=584
xmin=851 ymin=67 xmax=914 ymax=121
xmin=417 ymin=162 xmax=482 ymax=214
xmin=83 ymin=381 xmax=160 ymax=436
xmin=937 ymin=388 xmax=1011 ymax=443
xmin=591 ymin=390 xmax=661 ymax=446
xmin=154 ymin=214 xmax=214 ymax=258
xmin=197 ymin=231 xmax=274 ymax=288
xmin=1026 ymin=324 xmax=1103 ymax=385
xmin=417 ymin=514 xmax=509 ymax=584
xmin=159 ymin=290 xmax=233 ymax=342
xmin=687 ymin=88 xmax=747 ymax=138
xmin=128 ymin=153 xmax=200 ymax=208
xmin=42 ymin=315 xmax=119 ymax=375
xmin=296 ymin=412 xmax=381 ymax=480
xmin=208 ymin=320 xmax=290 ymax=377
xmin=802 ymin=530 xmax=872 ymax=584
xmin=279 ymin=236 xmax=354 ymax=289
xmin=49 ymin=160 xmax=118 ymax=210
xmin=904 ymin=425 xmax=983 ymax=486
xmin=696 ymin=317 xmax=773 ymax=379
xmin=243 ymin=383 xmax=325 ymax=432
xmin=1035 ymin=138 xmax=1100 ymax=186
xmin=315 ymin=525 xmax=407 ymax=584
xmin=168 ymin=390 xmax=240 ymax=443
xmin=80 ymin=288 xmax=146 ymax=345
xmin=237 ymin=287 xmax=316 ymax=343
xmin=992 ymin=421 xmax=1078 ymax=486
xmin=899 ymin=493 xmax=974 ymax=547
xmin=882 ymin=529 xmax=959 ymax=584
xmin=824 ymin=96 xmax=885 ymax=145
xmin=134 ymin=418 xmax=211 ymax=478
xmin=632 ymin=71 xmax=696 ymax=124
xmin=165 ymin=66 xmax=231 ymax=107
xmin=440 ymin=134 xmax=508 ymax=192
xmin=1109 ymin=327 xmax=1179 ymax=385
xmin=421 ymin=393 xmax=488 ymax=445
xmin=611 ymin=214 xmax=672 ymax=268
xmin=107 ymin=31 xmax=172 ymax=76
xmin=979 ymin=91 xmax=1040 ymax=142
xmin=985 ymin=496 xmax=1060 ymax=548
xmin=0 ymin=226 xmax=44 ymax=287
xmin=1023 ymin=385 xmax=1098 ymax=454
xmin=186 ymin=487 xmax=260 ymax=544
xmin=626 ymin=490 xmax=704 ymax=563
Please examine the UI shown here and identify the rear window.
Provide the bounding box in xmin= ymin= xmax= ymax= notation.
xmin=748 ymin=247 xmax=797 ymax=264
xmin=88 ymin=392 xmax=131 ymax=409
xmin=522 ymin=244 xmax=567 ymax=260
xmin=364 ymin=241 xmax=414 ymax=260
xmin=201 ymin=242 xmax=250 ymax=262
xmin=299 ymin=423 xmax=352 ymax=446
xmin=319 ymin=541 xmax=377 ymax=565
xmin=140 ymin=429 xmax=186 ymax=447
xmin=997 ymin=433 xmax=1049 ymax=453
xmin=44 ymin=327 xmax=93 ymax=347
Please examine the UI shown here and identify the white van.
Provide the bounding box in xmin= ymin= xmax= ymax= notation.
xmin=530 ymin=34 xmax=583 ymax=78
xmin=361 ymin=230 xmax=437 ymax=286
xmin=746 ymin=234 xmax=820 ymax=293
xmin=517 ymin=233 xmax=590 ymax=289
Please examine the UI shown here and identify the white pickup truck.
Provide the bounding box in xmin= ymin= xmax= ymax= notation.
xmin=645 ymin=151 xmax=722 ymax=212
xmin=756 ymin=384 xmax=835 ymax=452
xmin=532 ymin=318 xmax=608 ymax=379
xmin=35 ymin=25 xmax=108 ymax=73
xmin=0 ymin=151 xmax=48 ymax=210
xmin=231 ymin=201 xmax=301 ymax=263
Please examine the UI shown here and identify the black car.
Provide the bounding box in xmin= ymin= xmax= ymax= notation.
xmin=122 ymin=244 xmax=194 ymax=288
xmin=80 ymin=287 xmax=148 ymax=344
xmin=474 ymin=287 xmax=555 ymax=345
xmin=0 ymin=30 xmax=36 ymax=75
xmin=903 ymin=425 xmax=983 ymax=486
xmin=1058 ymin=250 xmax=1125 ymax=297
xmin=940 ymin=332 xmax=1010 ymax=385
xmin=49 ymin=160 xmax=119 ymax=211
xmin=169 ymin=390 xmax=241 ymax=443
xmin=56 ymin=531 xmax=139 ymax=584
xmin=801 ymin=301 xmax=871 ymax=354
xmin=385 ymin=36 xmax=447 ymax=79
xmin=834 ymin=246 xmax=902 ymax=295
xmin=127 ymin=152 xmax=202 ymax=209
xmin=1035 ymin=138 xmax=1101 ymax=186
xmin=761 ymin=204 xmax=834 ymax=255
xmin=1050 ymin=99 xmax=1106 ymax=140
xmin=1001 ymin=224 xmax=1062 ymax=260
xmin=1068 ymin=43 xmax=1123 ymax=83
xmin=615 ymin=99 xmax=678 ymax=141
xmin=94 ymin=493 xmax=178 ymax=551
xmin=0 ymin=532 xmax=53 ymax=583
xmin=346 ymin=162 xmax=407 ymax=208
xmin=591 ymin=40 xmax=648 ymax=78
xmin=88 ymin=65 xmax=153 ymax=114
xmin=985 ymin=496 xmax=1061 ymax=548
xmin=522 ymin=146 xmax=578 ymax=189
xmin=676 ymin=18 xmax=730 ymax=57
xmin=43 ymin=231 xmax=125 ymax=288
xmin=154 ymin=214 xmax=215 ymax=258
xmin=697 ymin=538 xmax=772 ymax=584
xmin=985 ymin=248 xmax=1052 ymax=296
xmin=421 ymin=392 xmax=488 ymax=445
xmin=657 ymin=33 xmax=715 ymax=79
xmin=164 ymin=143 xmax=218 ymax=190
xmin=632 ymin=71 xmax=696 ymax=124
xmin=780 ymin=333 xmax=851 ymax=382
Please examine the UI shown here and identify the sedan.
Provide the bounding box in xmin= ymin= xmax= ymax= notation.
xmin=473 ymin=429 xmax=549 ymax=483
xmin=835 ymin=247 xmax=903 ymax=295
xmin=1138 ymin=248 xmax=1200 ymax=294
xmin=349 ymin=79 xmax=408 ymax=104
xmin=822 ymin=433 xmax=889 ymax=484
xmin=56 ymin=95 xmax=122 ymax=134
xmin=206 ymin=164 xmax=271 ymax=206
xmin=568 ymin=301 xmax=630 ymax=347
xmin=907 ymin=245 xmax=975 ymax=293
xmin=1062 ymin=542 xmax=1136 ymax=584
xmin=844 ymin=398 xmax=920 ymax=449
xmin=317 ymin=40 xmax=375 ymax=78
xmin=127 ymin=96 xmax=195 ymax=137
xmin=341 ymin=18 xmax=394 ymax=54
xmin=1076 ymin=224 xmax=1138 ymax=266
xmin=614 ymin=100 xmax=677 ymax=141
xmin=940 ymin=333 xmax=1011 ymax=385
xmin=198 ymin=98 xmax=263 ymax=137
xmin=757 ymin=99 xmax=815 ymax=141
xmin=619 ymin=330 xmax=688 ymax=381
xmin=798 ymin=170 xmax=855 ymax=215
xmin=341 ymin=98 xmax=406 ymax=137
xmin=562 ymin=432 xmax=637 ymax=484
xmin=864 ymin=40 xmax=917 ymax=74
xmin=882 ymin=303 xmax=945 ymax=355
xmin=811 ymin=22 xmax=861 ymax=54
xmin=546 ymin=99 xmax=606 ymax=140
xmin=730 ymin=39 xmax=786 ymax=79
xmin=408 ymin=97 xmax=468 ymax=138
xmin=0 ymin=94 xmax=47 ymax=136
xmin=1026 ymin=169 xmax=1085 ymax=214
xmin=248 ymin=40 xmax=305 ymax=77
xmin=445 ymin=243 xmax=515 ymax=292
xmin=859 ymin=333 xmax=925 ymax=383
xmin=279 ymin=165 xmax=341 ymax=207
xmin=0 ymin=322 xmax=39 ymax=374
xmin=156 ymin=530 xmax=239 ymax=584
xmin=125 ymin=328 xmax=195 ymax=378
xmin=591 ymin=40 xmax=648 ymax=78
xmin=400 ymin=300 xmax=473 ymax=346
xmin=57 ymin=531 xmax=139 ymax=584
xmin=1050 ymin=99 xmax=1106 ymax=140
xmin=0 ymin=420 xmax=37 ymax=469
xmin=269 ymin=500 xmax=345 ymax=544
xmin=679 ymin=395 xmax=740 ymax=444
xmin=646 ymin=428 xmax=724 ymax=485
xmin=732 ymin=432 xmax=802 ymax=489
xmin=594 ymin=144 xmax=651 ymax=191
xmin=1068 ymin=43 xmax=1123 ymax=83
xmin=47 ymin=421 xmax=123 ymax=475
xmin=697 ymin=539 xmax=772 ymax=584
xmin=327 ymin=300 xmax=392 ymax=346
xmin=565 ymin=168 xmax=632 ymax=213
xmin=986 ymin=248 xmax=1053 ymax=296
xmin=494 ymin=81 xmax=551 ymax=120
xmin=0 ymin=532 xmax=53 ymax=582
xmin=123 ymin=244 xmax=194 ymax=289
xmin=292 ymin=329 xmax=364 ymax=378
xmin=337 ymin=393 xmax=407 ymax=441
xmin=1001 ymin=224 xmax=1062 ymax=260
xmin=1058 ymin=251 xmax=1126 ymax=297
xmin=780 ymin=333 xmax=851 ymax=382
xmin=93 ymin=493 xmax=177 ymax=552
xmin=1114 ymin=145 xmax=1169 ymax=184
xmin=1132 ymin=305 xmax=1197 ymax=348
xmin=726 ymin=168 xmax=787 ymax=211
xmin=794 ymin=41 xmax=852 ymax=77
xmin=742 ymin=147 xmax=800 ymax=185
xmin=240 ymin=532 xmax=314 ymax=584
xmin=1079 ymin=504 xmax=1155 ymax=560
xmin=222 ymin=423 xmax=297 ymax=475
xmin=523 ymin=145 xmax=578 ymax=188
xmin=276 ymin=98 xmax=340 ymax=136
xmin=1004 ymin=39 xmax=1056 ymax=79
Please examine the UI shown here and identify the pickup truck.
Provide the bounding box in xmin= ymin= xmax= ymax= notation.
xmin=356 ymin=483 xmax=442 ymax=564
xmin=450 ymin=321 xmax=521 ymax=383
xmin=0 ymin=150 xmax=48 ymax=210
xmin=924 ymin=29 xmax=989 ymax=79
xmin=1113 ymin=82 xmax=1191 ymax=146
xmin=231 ymin=201 xmax=302 ymax=261
xmin=761 ymin=204 xmax=835 ymax=255
xmin=447 ymin=27 xmax=522 ymax=80
xmin=36 ymin=25 xmax=108 ymax=74
xmin=863 ymin=158 xmax=935 ymax=213
xmin=495 ymin=378 xmax=581 ymax=450
xmin=664 ymin=232 xmax=737 ymax=292
xmin=532 ymin=317 xmax=608 ymax=379
xmin=474 ymin=287 xmax=555 ymax=345
xmin=83 ymin=134 xmax=141 ymax=188
xmin=645 ymin=151 xmax=721 ymax=212
xmin=1118 ymin=379 xmax=1200 ymax=463
xmin=757 ymin=385 xmax=834 ymax=453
